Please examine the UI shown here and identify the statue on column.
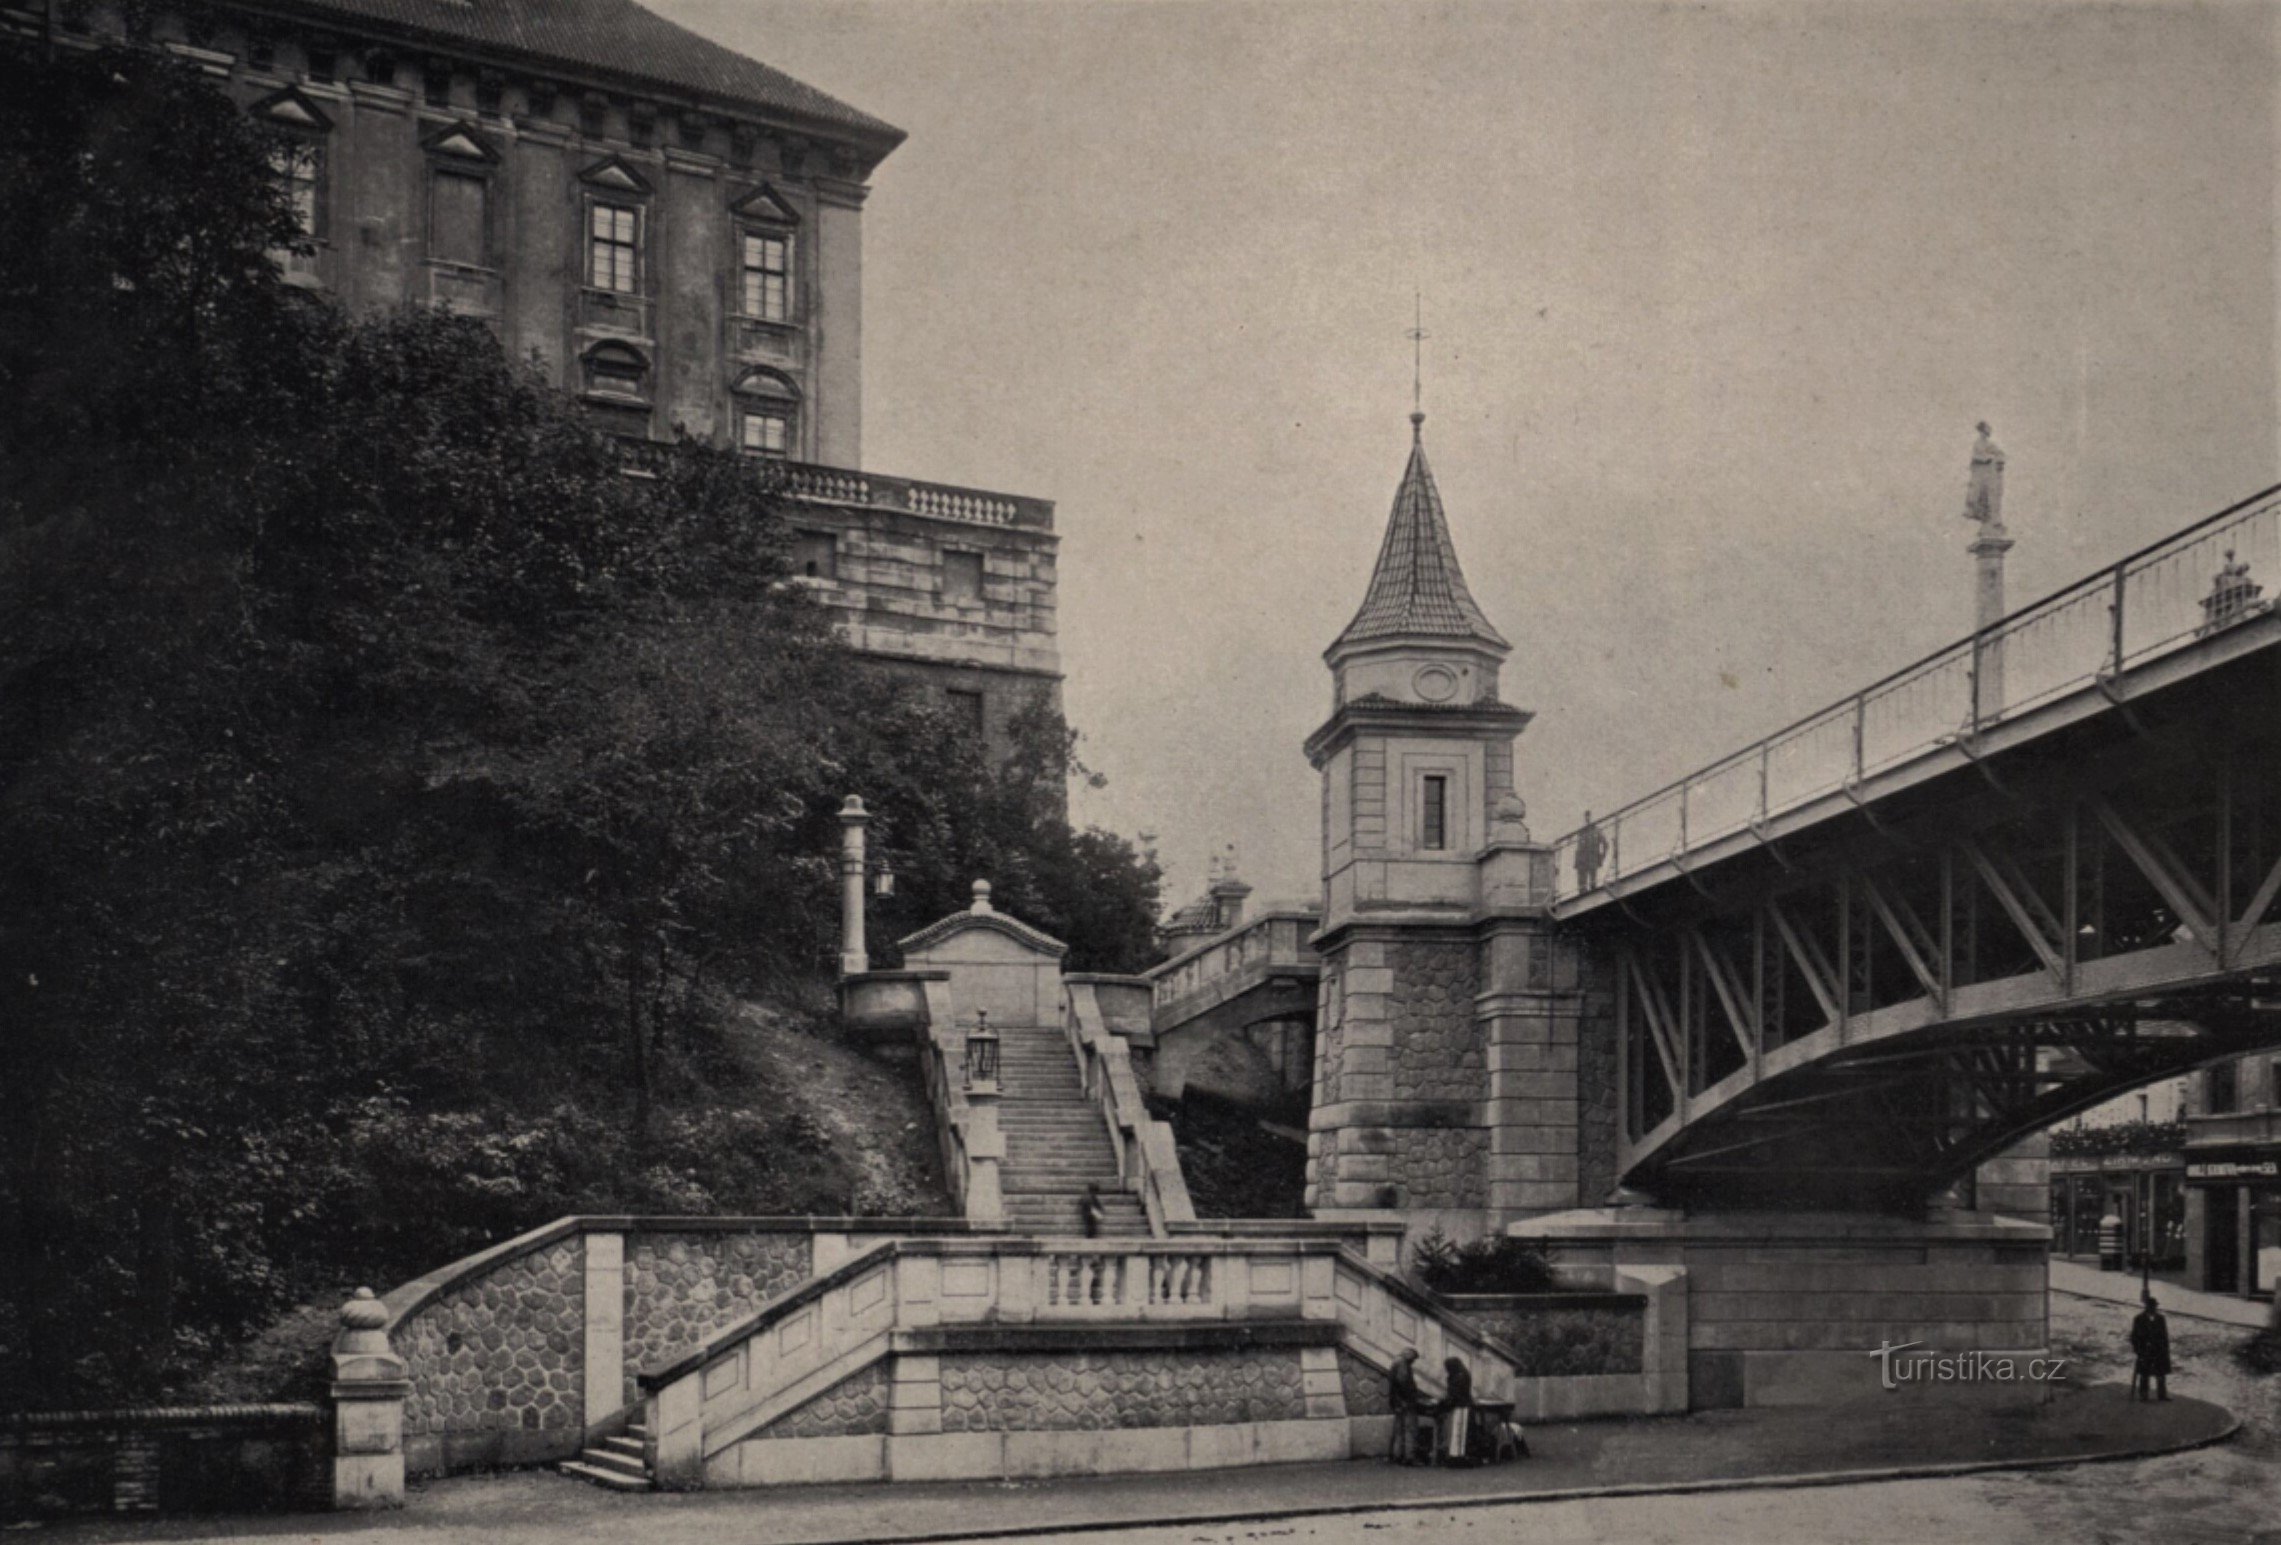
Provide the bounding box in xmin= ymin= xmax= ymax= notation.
xmin=1962 ymin=422 xmax=2006 ymax=530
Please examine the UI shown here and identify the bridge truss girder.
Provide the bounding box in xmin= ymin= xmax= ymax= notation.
xmin=1607 ymin=662 xmax=2281 ymax=1208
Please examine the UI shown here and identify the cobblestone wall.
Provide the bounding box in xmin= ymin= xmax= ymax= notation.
xmin=1389 ymin=942 xmax=1481 ymax=1101
xmin=623 ymin=1232 xmax=812 ymax=1401
xmin=1390 ymin=1128 xmax=1486 ymax=1209
xmin=1336 ymin=1349 xmax=1391 ymax=1416
xmin=751 ymin=1362 xmax=888 ymax=1440
xmin=937 ymin=1350 xmax=1307 ymax=1431
xmin=400 ymin=1236 xmax=584 ymax=1437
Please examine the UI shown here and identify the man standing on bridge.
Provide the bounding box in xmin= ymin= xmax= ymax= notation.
xmin=1575 ymin=813 xmax=1607 ymax=891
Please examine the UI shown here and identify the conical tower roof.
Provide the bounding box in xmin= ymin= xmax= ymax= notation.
xmin=1331 ymin=414 xmax=1509 ymax=656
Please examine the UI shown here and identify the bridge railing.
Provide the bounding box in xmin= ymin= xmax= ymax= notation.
xmin=1552 ymin=482 xmax=2281 ymax=901
xmin=1147 ymin=909 xmax=1322 ymax=1027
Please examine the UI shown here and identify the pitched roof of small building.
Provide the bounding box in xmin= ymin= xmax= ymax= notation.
xmin=1331 ymin=414 xmax=1509 ymax=655
xmin=283 ymin=0 xmax=902 ymax=145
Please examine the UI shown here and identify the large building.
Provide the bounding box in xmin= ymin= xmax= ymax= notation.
xmin=13 ymin=0 xmax=1061 ymax=757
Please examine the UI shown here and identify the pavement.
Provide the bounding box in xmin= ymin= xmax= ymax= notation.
xmin=2050 ymin=1256 xmax=2272 ymax=1328
xmin=35 ymin=1377 xmax=2238 ymax=1545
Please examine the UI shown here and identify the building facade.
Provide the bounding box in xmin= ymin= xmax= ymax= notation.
xmin=2183 ymin=1049 xmax=2281 ymax=1299
xmin=14 ymin=0 xmax=1061 ymax=758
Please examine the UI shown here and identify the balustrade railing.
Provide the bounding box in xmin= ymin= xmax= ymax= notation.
xmin=1063 ymin=978 xmax=1196 ymax=1232
xmin=1553 ymin=484 xmax=2281 ymax=901
xmin=616 ymin=444 xmax=1054 ymax=531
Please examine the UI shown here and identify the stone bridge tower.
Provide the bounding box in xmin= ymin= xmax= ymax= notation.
xmin=1302 ymin=413 xmax=1610 ymax=1240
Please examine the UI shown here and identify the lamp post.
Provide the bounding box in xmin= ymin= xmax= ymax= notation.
xmin=965 ymin=1009 xmax=1000 ymax=1090
xmin=838 ymin=795 xmax=870 ymax=978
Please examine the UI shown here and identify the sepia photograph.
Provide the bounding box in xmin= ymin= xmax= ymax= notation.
xmin=2 ymin=0 xmax=2279 ymax=1540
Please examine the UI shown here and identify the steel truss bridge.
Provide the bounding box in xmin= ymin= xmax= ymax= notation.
xmin=1554 ymin=484 xmax=2281 ymax=1207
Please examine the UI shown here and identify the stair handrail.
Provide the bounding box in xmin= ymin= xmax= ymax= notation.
xmin=1062 ymin=977 xmax=1196 ymax=1233
xmin=914 ymin=977 xmax=1004 ymax=1226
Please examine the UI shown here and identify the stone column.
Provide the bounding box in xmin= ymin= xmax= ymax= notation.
xmin=330 ymin=1288 xmax=409 ymax=1510
xmin=839 ymin=794 xmax=870 ymax=978
xmin=1970 ymin=525 xmax=2013 ymax=720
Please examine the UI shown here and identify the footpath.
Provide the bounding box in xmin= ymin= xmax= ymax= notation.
xmin=42 ymin=1378 xmax=2235 ymax=1545
xmin=2050 ymin=1257 xmax=2270 ymax=1328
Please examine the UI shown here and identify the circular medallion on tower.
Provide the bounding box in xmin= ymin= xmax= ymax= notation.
xmin=1413 ymin=665 xmax=1459 ymax=703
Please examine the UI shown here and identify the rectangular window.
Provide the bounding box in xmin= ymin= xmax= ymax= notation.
xmin=431 ymin=171 xmax=488 ymax=267
xmin=947 ymin=690 xmax=986 ymax=737
xmin=274 ymin=140 xmax=325 ymax=239
xmin=943 ymin=551 xmax=985 ymax=604
xmin=740 ymin=408 xmax=791 ymax=456
xmin=2208 ymin=1059 xmax=2239 ymax=1114
xmin=790 ymin=530 xmax=836 ymax=580
xmin=741 ymin=232 xmax=791 ymax=321
xmin=589 ymin=202 xmax=640 ymax=293
xmin=1421 ymin=775 xmax=1448 ymax=851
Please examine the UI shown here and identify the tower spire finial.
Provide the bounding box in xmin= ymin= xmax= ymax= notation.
xmin=1406 ymin=291 xmax=1428 ymax=435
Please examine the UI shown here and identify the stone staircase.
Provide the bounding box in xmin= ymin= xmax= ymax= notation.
xmin=560 ymin=1420 xmax=651 ymax=1491
xmin=995 ymin=1026 xmax=1151 ymax=1237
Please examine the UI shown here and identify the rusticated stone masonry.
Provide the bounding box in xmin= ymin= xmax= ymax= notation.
xmin=752 ymin=1361 xmax=888 ymax=1441
xmin=1389 ymin=941 xmax=1483 ymax=1102
xmin=936 ymin=1350 xmax=1307 ymax=1432
xmin=622 ymin=1233 xmax=812 ymax=1404
xmin=1335 ymin=1348 xmax=1391 ymax=1416
xmin=399 ymin=1237 xmax=583 ymax=1438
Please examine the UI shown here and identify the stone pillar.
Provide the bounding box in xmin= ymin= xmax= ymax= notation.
xmin=1970 ymin=526 xmax=2013 ymax=720
xmin=330 ymin=1288 xmax=409 ymax=1510
xmin=811 ymin=178 xmax=868 ymax=470
xmin=1481 ymin=919 xmax=1584 ymax=1219
xmin=583 ymin=1231 xmax=626 ymax=1422
xmin=838 ymin=794 xmax=870 ymax=978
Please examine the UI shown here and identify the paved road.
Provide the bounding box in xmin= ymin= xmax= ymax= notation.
xmin=38 ymin=1293 xmax=2279 ymax=1544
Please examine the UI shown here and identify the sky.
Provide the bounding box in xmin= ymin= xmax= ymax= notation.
xmin=656 ymin=0 xmax=2280 ymax=909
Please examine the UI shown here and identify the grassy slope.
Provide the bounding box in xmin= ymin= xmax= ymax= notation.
xmin=179 ymin=982 xmax=949 ymax=1403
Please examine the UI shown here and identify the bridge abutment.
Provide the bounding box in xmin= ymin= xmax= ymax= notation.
xmin=1519 ymin=1207 xmax=2053 ymax=1411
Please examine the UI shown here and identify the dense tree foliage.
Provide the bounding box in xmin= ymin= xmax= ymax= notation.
xmin=0 ymin=43 xmax=1158 ymax=1404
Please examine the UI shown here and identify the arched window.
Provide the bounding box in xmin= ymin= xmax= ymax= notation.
xmin=732 ymin=368 xmax=800 ymax=457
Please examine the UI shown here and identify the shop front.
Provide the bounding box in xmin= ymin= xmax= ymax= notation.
xmin=2183 ymin=1146 xmax=2281 ymax=1298
xmin=2049 ymin=1153 xmax=2185 ymax=1267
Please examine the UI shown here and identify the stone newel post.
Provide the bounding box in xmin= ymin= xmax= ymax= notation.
xmin=330 ymin=1287 xmax=409 ymax=1510
xmin=839 ymin=794 xmax=870 ymax=978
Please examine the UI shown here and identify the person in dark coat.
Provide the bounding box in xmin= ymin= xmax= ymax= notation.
xmin=1439 ymin=1356 xmax=1475 ymax=1464
xmin=1080 ymin=1183 xmax=1106 ymax=1238
xmin=2130 ymin=1295 xmax=2171 ymax=1401
xmin=1386 ymin=1349 xmax=1426 ymax=1465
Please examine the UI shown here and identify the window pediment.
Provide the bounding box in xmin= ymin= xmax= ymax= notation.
xmin=732 ymin=367 xmax=800 ymax=402
xmin=422 ymin=120 xmax=498 ymax=164
xmin=252 ymin=85 xmax=332 ymax=133
xmin=578 ymin=154 xmax=652 ymax=196
xmin=730 ymin=183 xmax=798 ymax=227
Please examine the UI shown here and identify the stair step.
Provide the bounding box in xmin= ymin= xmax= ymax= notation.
xmin=582 ymin=1448 xmax=648 ymax=1478
xmin=625 ymin=1424 xmax=650 ymax=1440
xmin=561 ymin=1459 xmax=652 ymax=1492
xmin=599 ymin=1436 xmax=646 ymax=1460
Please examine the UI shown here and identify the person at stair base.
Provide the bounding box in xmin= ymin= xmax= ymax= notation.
xmin=1387 ymin=1349 xmax=1427 ymax=1465
xmin=1081 ymin=1183 xmax=1107 ymax=1237
xmin=1439 ymin=1356 xmax=1475 ymax=1465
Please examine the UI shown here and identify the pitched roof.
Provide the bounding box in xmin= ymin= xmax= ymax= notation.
xmin=280 ymin=0 xmax=902 ymax=145
xmin=1331 ymin=414 xmax=1509 ymax=654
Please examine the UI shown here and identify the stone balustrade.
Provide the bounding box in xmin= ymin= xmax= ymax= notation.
xmin=635 ymin=1233 xmax=1686 ymax=1488
xmin=1063 ymin=977 xmax=1195 ymax=1231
